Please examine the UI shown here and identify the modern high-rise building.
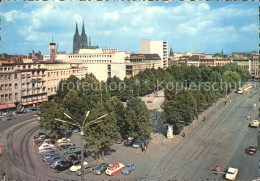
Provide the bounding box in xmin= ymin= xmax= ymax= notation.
xmin=140 ymin=40 xmax=168 ymax=69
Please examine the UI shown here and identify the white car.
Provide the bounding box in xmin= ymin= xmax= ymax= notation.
xmin=69 ymin=161 xmax=88 ymax=172
xmin=105 ymin=163 xmax=124 ymax=176
xmin=57 ymin=138 xmax=71 ymax=143
xmin=250 ymin=120 xmax=259 ymax=128
xmin=225 ymin=167 xmax=238 ymax=180
xmin=38 ymin=143 xmax=54 ymax=151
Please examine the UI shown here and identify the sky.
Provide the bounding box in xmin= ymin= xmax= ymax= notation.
xmin=0 ymin=1 xmax=258 ymax=55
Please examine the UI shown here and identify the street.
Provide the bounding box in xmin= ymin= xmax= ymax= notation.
xmin=0 ymin=89 xmax=259 ymax=180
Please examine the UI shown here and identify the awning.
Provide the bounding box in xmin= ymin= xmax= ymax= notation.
xmin=38 ymin=100 xmax=43 ymax=103
xmin=22 ymin=102 xmax=28 ymax=106
xmin=28 ymin=102 xmax=33 ymax=105
xmin=43 ymin=99 xmax=48 ymax=102
xmin=33 ymin=101 xmax=38 ymax=104
xmin=0 ymin=104 xmax=8 ymax=110
xmin=7 ymin=103 xmax=16 ymax=108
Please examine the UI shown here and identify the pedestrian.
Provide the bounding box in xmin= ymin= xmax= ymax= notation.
xmin=144 ymin=146 xmax=147 ymax=152
xmin=203 ymin=116 xmax=206 ymax=122
xmin=183 ymin=132 xmax=185 ymax=137
xmin=216 ymin=166 xmax=220 ymax=173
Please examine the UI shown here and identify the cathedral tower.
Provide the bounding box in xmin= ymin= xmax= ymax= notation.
xmin=81 ymin=21 xmax=88 ymax=49
xmin=73 ymin=22 xmax=81 ymax=54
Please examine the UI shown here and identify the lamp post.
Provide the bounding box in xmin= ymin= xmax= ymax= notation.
xmin=55 ymin=112 xmax=108 ymax=181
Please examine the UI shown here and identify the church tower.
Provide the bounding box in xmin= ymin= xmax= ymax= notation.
xmin=169 ymin=47 xmax=174 ymax=56
xmin=81 ymin=21 xmax=88 ymax=49
xmin=73 ymin=22 xmax=81 ymax=54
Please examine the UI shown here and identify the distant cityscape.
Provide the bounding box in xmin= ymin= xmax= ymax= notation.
xmin=0 ymin=22 xmax=259 ymax=112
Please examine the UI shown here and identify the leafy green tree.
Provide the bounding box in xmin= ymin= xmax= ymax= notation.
xmin=39 ymin=102 xmax=69 ymax=138
xmin=124 ymin=98 xmax=152 ymax=140
xmin=85 ymin=101 xmax=119 ymax=157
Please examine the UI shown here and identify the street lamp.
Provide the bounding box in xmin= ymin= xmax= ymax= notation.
xmin=55 ymin=112 xmax=108 ymax=181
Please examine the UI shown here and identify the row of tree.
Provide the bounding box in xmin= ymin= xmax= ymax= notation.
xmin=39 ymin=63 xmax=250 ymax=154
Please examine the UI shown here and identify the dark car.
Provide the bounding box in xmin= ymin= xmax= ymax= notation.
xmin=53 ymin=161 xmax=73 ymax=173
xmin=60 ymin=145 xmax=74 ymax=151
xmin=68 ymin=154 xmax=80 ymax=162
xmin=245 ymin=146 xmax=257 ymax=155
xmin=16 ymin=110 xmax=25 ymax=114
xmin=31 ymin=107 xmax=39 ymax=111
xmin=42 ymin=153 xmax=59 ymax=162
xmin=46 ymin=156 xmax=62 ymax=165
xmin=124 ymin=137 xmax=134 ymax=146
xmin=93 ymin=163 xmax=109 ymax=175
xmin=2 ymin=115 xmax=16 ymax=121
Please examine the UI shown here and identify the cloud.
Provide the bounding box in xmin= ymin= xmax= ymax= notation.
xmin=0 ymin=1 xmax=258 ymax=54
xmin=240 ymin=23 xmax=258 ymax=32
xmin=103 ymin=11 xmax=120 ymax=21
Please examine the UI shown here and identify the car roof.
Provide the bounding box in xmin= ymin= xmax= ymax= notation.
xmin=227 ymin=167 xmax=238 ymax=173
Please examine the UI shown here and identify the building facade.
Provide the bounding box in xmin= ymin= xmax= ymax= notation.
xmin=140 ymin=40 xmax=168 ymax=69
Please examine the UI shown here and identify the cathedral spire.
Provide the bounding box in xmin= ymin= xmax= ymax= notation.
xmin=81 ymin=21 xmax=88 ymax=49
xmin=82 ymin=21 xmax=86 ymax=35
xmin=75 ymin=22 xmax=79 ymax=35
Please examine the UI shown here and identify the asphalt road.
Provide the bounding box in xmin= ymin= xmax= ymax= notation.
xmin=0 ymin=88 xmax=259 ymax=180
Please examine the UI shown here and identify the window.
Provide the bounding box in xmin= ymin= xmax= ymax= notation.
xmin=15 ymin=83 xmax=18 ymax=89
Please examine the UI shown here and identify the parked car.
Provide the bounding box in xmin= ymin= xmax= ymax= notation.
xmin=75 ymin=165 xmax=93 ymax=176
xmin=93 ymin=163 xmax=109 ymax=175
xmin=67 ymin=154 xmax=80 ymax=162
xmin=42 ymin=150 xmax=58 ymax=158
xmin=38 ymin=143 xmax=54 ymax=151
xmin=57 ymin=142 xmax=73 ymax=148
xmin=24 ymin=108 xmax=32 ymax=113
xmin=250 ymin=120 xmax=259 ymax=128
xmin=69 ymin=161 xmax=88 ymax=172
xmin=34 ymin=133 xmax=47 ymax=139
xmin=53 ymin=161 xmax=73 ymax=173
xmin=115 ymin=137 xmax=124 ymax=144
xmin=2 ymin=115 xmax=16 ymax=121
xmin=51 ymin=157 xmax=67 ymax=168
xmin=63 ymin=146 xmax=81 ymax=154
xmin=16 ymin=110 xmax=25 ymax=114
xmin=245 ymin=146 xmax=257 ymax=155
xmin=105 ymin=163 xmax=124 ymax=176
xmin=60 ymin=145 xmax=74 ymax=151
xmin=225 ymin=167 xmax=238 ymax=181
xmin=46 ymin=156 xmax=62 ymax=165
xmin=124 ymin=137 xmax=134 ymax=146
xmin=42 ymin=153 xmax=59 ymax=162
xmin=132 ymin=139 xmax=142 ymax=148
xmin=31 ymin=107 xmax=39 ymax=111
xmin=121 ymin=163 xmax=136 ymax=175
xmin=39 ymin=148 xmax=56 ymax=155
xmin=57 ymin=138 xmax=71 ymax=143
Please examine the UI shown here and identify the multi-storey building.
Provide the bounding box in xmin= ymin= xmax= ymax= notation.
xmin=0 ymin=60 xmax=48 ymax=111
xmin=45 ymin=62 xmax=87 ymax=97
xmin=140 ymin=40 xmax=168 ymax=69
xmin=125 ymin=54 xmax=161 ymax=78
